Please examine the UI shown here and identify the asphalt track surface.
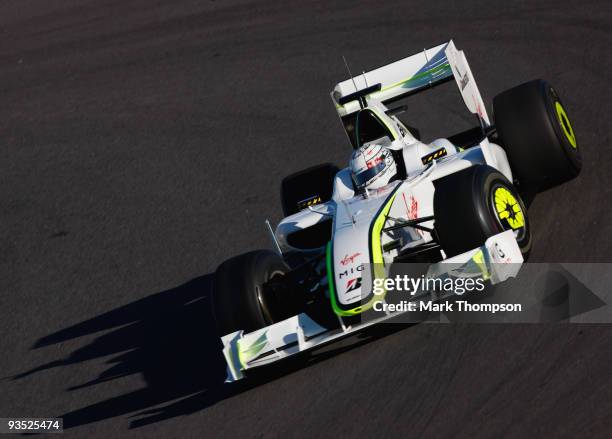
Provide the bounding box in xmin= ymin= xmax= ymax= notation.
xmin=1 ymin=0 xmax=611 ymax=437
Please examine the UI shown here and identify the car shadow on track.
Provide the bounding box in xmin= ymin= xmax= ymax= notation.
xmin=11 ymin=273 xmax=413 ymax=431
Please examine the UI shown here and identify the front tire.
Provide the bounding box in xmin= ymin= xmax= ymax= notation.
xmin=493 ymin=79 xmax=581 ymax=193
xmin=212 ymin=250 xmax=290 ymax=336
xmin=434 ymin=165 xmax=531 ymax=258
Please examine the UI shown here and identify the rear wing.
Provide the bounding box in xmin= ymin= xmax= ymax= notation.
xmin=331 ymin=40 xmax=490 ymax=126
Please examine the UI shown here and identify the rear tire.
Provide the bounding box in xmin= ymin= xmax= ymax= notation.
xmin=212 ymin=250 xmax=289 ymax=336
xmin=281 ymin=163 xmax=339 ymax=216
xmin=434 ymin=165 xmax=531 ymax=258
xmin=493 ymin=79 xmax=581 ymax=193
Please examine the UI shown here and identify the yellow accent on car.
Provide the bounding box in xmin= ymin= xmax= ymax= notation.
xmin=371 ymin=194 xmax=398 ymax=266
xmin=555 ymin=101 xmax=577 ymax=149
xmin=326 ymin=189 xmax=398 ymax=317
xmin=421 ymin=147 xmax=447 ymax=164
xmin=366 ymin=192 xmax=398 ymax=308
xmin=298 ymin=195 xmax=323 ymax=210
xmin=237 ymin=331 xmax=269 ymax=368
xmin=471 ymin=249 xmax=490 ymax=281
xmin=494 ymin=187 xmax=524 ymax=230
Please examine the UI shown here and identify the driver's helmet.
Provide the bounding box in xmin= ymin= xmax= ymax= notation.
xmin=349 ymin=141 xmax=397 ymax=190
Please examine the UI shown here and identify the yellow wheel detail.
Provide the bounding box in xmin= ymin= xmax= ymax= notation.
xmin=493 ymin=187 xmax=525 ymax=230
xmin=555 ymin=101 xmax=577 ymax=149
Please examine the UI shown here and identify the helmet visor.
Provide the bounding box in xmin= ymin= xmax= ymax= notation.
xmin=353 ymin=161 xmax=388 ymax=189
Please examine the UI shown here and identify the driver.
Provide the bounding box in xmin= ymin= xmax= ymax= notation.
xmin=349 ymin=141 xmax=398 ymax=191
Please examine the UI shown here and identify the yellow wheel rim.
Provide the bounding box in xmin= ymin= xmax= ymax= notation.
xmin=555 ymin=101 xmax=577 ymax=149
xmin=494 ymin=187 xmax=525 ymax=230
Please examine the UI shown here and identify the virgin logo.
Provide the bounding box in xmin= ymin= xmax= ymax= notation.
xmin=340 ymin=252 xmax=361 ymax=266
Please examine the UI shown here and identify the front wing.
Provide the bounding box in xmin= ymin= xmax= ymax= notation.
xmin=221 ymin=230 xmax=522 ymax=382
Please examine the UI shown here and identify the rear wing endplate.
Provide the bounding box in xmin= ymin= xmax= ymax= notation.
xmin=444 ymin=40 xmax=491 ymax=126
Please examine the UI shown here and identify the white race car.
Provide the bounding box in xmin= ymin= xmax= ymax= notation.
xmin=213 ymin=41 xmax=582 ymax=382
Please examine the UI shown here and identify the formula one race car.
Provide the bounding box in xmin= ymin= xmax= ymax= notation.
xmin=213 ymin=41 xmax=582 ymax=382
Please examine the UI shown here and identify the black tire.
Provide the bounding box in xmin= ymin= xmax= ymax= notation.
xmin=434 ymin=165 xmax=531 ymax=258
xmin=493 ymin=79 xmax=581 ymax=193
xmin=212 ymin=250 xmax=290 ymax=336
xmin=281 ymin=163 xmax=339 ymax=217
